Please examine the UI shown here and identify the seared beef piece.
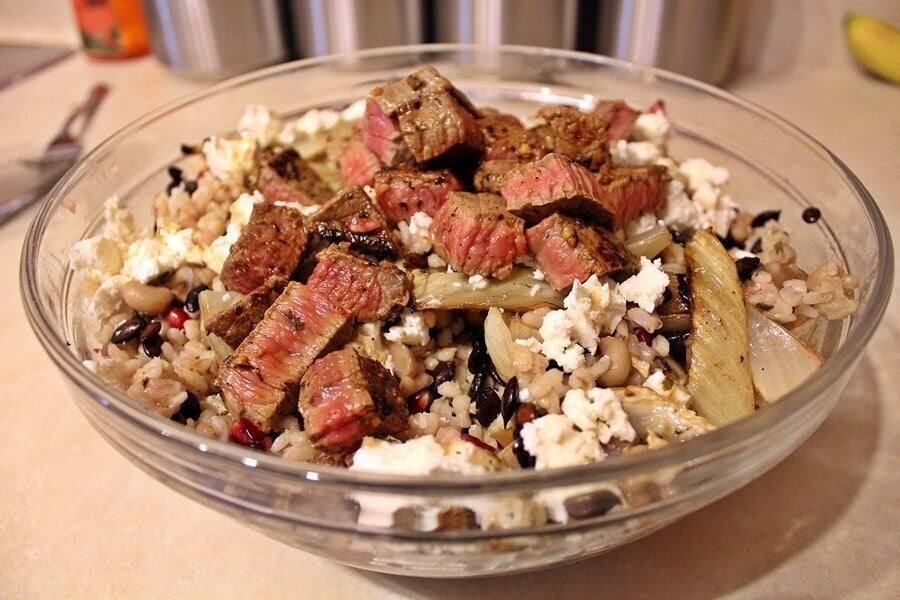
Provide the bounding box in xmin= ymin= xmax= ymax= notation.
xmin=299 ymin=347 xmax=408 ymax=453
xmin=600 ymin=165 xmax=669 ymax=230
xmin=371 ymin=65 xmax=478 ymax=117
xmin=220 ymin=203 xmax=307 ymax=294
xmin=526 ymin=213 xmax=636 ymax=291
xmin=473 ymin=111 xmax=547 ymax=193
xmin=397 ymin=90 xmax=484 ymax=164
xmin=534 ymin=104 xmax=610 ymax=172
xmin=372 ymin=167 xmax=464 ymax=224
xmin=215 ymin=283 xmax=352 ymax=432
xmin=361 ymin=98 xmax=413 ymax=167
xmin=308 ymin=185 xmax=399 ymax=258
xmin=594 ymin=100 xmax=640 ymax=144
xmin=339 ymin=132 xmax=383 ymax=187
xmin=256 ymin=147 xmax=333 ymax=206
xmin=430 ymin=191 xmax=527 ymax=279
xmin=307 ymin=245 xmax=411 ymax=322
xmin=499 ymin=153 xmax=615 ymax=226
xmin=206 ymin=276 xmax=288 ymax=348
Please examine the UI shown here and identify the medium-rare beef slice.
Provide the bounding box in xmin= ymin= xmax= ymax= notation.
xmin=370 ymin=65 xmax=478 ymax=117
xmin=372 ymin=167 xmax=464 ymax=224
xmin=220 ymin=202 xmax=307 ymax=294
xmin=339 ymin=132 xmax=383 ymax=187
xmin=215 ymin=283 xmax=352 ymax=432
xmin=600 ymin=165 xmax=669 ymax=230
xmin=473 ymin=111 xmax=547 ymax=193
xmin=397 ymin=90 xmax=484 ymax=164
xmin=534 ymin=104 xmax=610 ymax=172
xmin=430 ymin=191 xmax=527 ymax=279
xmin=308 ymin=185 xmax=399 ymax=258
xmin=594 ymin=100 xmax=640 ymax=144
xmin=256 ymin=147 xmax=333 ymax=206
xmin=298 ymin=347 xmax=408 ymax=453
xmin=499 ymin=153 xmax=615 ymax=226
xmin=307 ymin=245 xmax=411 ymax=322
xmin=206 ymin=276 xmax=288 ymax=348
xmin=526 ymin=213 xmax=636 ymax=291
xmin=361 ymin=98 xmax=413 ymax=167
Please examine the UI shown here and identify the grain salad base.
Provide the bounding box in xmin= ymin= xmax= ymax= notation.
xmin=70 ymin=83 xmax=858 ymax=531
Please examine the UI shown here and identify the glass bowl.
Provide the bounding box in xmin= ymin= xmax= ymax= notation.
xmin=21 ymin=45 xmax=893 ymax=577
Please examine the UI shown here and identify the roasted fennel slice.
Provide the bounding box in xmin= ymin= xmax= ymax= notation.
xmin=410 ymin=268 xmax=564 ymax=311
xmin=746 ymin=304 xmax=824 ymax=404
xmin=685 ymin=229 xmax=755 ymax=426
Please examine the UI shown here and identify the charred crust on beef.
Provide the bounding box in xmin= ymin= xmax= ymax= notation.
xmin=256 ymin=147 xmax=333 ymax=205
xmin=308 ymin=185 xmax=400 ymax=258
xmin=205 ymin=276 xmax=289 ymax=348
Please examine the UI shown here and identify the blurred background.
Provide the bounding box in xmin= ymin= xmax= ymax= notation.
xmin=0 ymin=0 xmax=892 ymax=87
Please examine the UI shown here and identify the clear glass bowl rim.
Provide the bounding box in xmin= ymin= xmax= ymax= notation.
xmin=21 ymin=43 xmax=894 ymax=494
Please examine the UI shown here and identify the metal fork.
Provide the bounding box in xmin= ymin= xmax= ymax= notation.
xmin=24 ymin=82 xmax=109 ymax=167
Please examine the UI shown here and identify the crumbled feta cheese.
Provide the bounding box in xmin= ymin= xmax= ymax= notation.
xmin=658 ymin=177 xmax=737 ymax=239
xmin=623 ymin=213 xmax=662 ymax=238
xmin=203 ymin=191 xmax=261 ymax=273
xmin=202 ymin=133 xmax=259 ymax=182
xmin=341 ymin=99 xmax=367 ymax=122
xmin=520 ymin=414 xmax=604 ymax=469
xmin=384 ymin=312 xmax=431 ymax=346
xmin=611 ymin=139 xmax=661 ymax=166
xmin=101 ymin=195 xmax=139 ymax=246
xmin=397 ymin=212 xmax=434 ymax=254
xmin=121 ymin=228 xmax=195 ymax=283
xmin=69 ymin=236 xmax=122 ymax=279
xmin=678 ymin=157 xmax=730 ymax=190
xmin=468 ymin=274 xmax=488 ymax=290
xmin=530 ymin=284 xmax=541 ymax=297
xmin=532 ymin=268 xmax=545 ymax=281
xmin=561 ymin=387 xmax=636 ymax=444
xmin=350 ymin=436 xmax=499 ymax=476
xmin=238 ymin=104 xmax=283 ymax=147
xmin=631 ymin=111 xmax=670 ymax=145
xmin=426 ymin=253 xmax=447 ymax=269
xmin=651 ymin=335 xmax=670 ymax=356
xmin=87 ymin=274 xmax=128 ymax=321
xmin=619 ymin=257 xmax=669 ymax=312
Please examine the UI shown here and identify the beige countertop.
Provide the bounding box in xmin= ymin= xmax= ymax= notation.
xmin=2 ymin=2 xmax=898 ymax=598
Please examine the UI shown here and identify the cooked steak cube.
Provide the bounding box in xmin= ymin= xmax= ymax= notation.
xmin=339 ymin=132 xmax=383 ymax=188
xmin=478 ymin=111 xmax=545 ymax=162
xmin=594 ymin=99 xmax=640 ymax=144
xmin=215 ymin=283 xmax=352 ymax=432
xmin=499 ymin=153 xmax=615 ymax=226
xmin=430 ymin=191 xmax=527 ymax=279
xmin=205 ymin=276 xmax=288 ymax=348
xmin=600 ymin=165 xmax=670 ymax=230
xmin=256 ymin=147 xmax=333 ymax=206
xmin=307 ymin=245 xmax=411 ymax=322
xmin=397 ymin=90 xmax=484 ymax=164
xmin=299 ymin=347 xmax=408 ymax=453
xmin=371 ymin=65 xmax=477 ymax=117
xmin=308 ymin=185 xmax=399 ymax=258
xmin=372 ymin=167 xmax=463 ymax=224
xmin=473 ymin=159 xmax=522 ymax=194
xmin=534 ymin=104 xmax=610 ymax=172
xmin=362 ymin=98 xmax=413 ymax=167
xmin=526 ymin=213 xmax=635 ymax=291
xmin=220 ymin=203 xmax=307 ymax=294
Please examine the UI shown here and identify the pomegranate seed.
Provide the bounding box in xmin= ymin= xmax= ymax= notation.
xmin=460 ymin=433 xmax=496 ymax=453
xmin=634 ymin=326 xmax=652 ymax=346
xmin=408 ymin=390 xmax=432 ymax=413
xmin=164 ymin=307 xmax=190 ymax=329
xmin=232 ymin=418 xmax=267 ymax=450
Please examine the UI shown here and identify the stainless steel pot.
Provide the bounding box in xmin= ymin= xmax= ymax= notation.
xmin=142 ymin=0 xmax=288 ymax=80
xmin=433 ymin=0 xmax=578 ymax=49
xmin=289 ymin=0 xmax=424 ymax=57
xmin=594 ymin=0 xmax=749 ymax=85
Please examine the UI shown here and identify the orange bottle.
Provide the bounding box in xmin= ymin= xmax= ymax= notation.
xmin=72 ymin=0 xmax=150 ymax=59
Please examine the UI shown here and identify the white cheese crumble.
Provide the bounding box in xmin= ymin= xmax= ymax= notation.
xmin=631 ymin=110 xmax=671 ymax=146
xmin=561 ymin=388 xmax=636 ymax=444
xmin=468 ymin=274 xmax=488 ymax=290
xmin=521 ymin=414 xmax=604 ymax=469
xmin=350 ymin=436 xmax=499 ymax=476
xmin=202 ymin=133 xmax=259 ymax=182
xmin=618 ymin=257 xmax=669 ymax=312
xmin=611 ymin=139 xmax=661 ymax=166
xmin=384 ymin=312 xmax=431 ymax=346
xmin=203 ymin=190 xmax=261 ymax=273
xmin=396 ymin=211 xmax=433 ymax=254
xmin=238 ymin=104 xmax=283 ymax=147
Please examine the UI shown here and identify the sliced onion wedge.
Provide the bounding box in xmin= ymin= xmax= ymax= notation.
xmin=746 ymin=304 xmax=824 ymax=404
xmin=685 ymin=229 xmax=755 ymax=426
xmin=484 ymin=307 xmax=516 ymax=382
xmin=625 ymin=222 xmax=672 ymax=259
xmin=410 ymin=268 xmax=563 ymax=311
xmin=198 ymin=289 xmax=242 ymax=330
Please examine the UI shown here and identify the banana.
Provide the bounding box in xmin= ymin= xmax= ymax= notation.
xmin=843 ymin=12 xmax=900 ymax=84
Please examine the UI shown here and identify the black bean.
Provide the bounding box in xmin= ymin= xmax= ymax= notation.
xmin=751 ymin=238 xmax=763 ymax=254
xmin=467 ymin=338 xmax=486 ymax=373
xmin=168 ymin=166 xmax=183 ymax=184
xmin=184 ymin=284 xmax=208 ymax=313
xmin=110 ymin=315 xmax=146 ymax=344
xmin=475 ymin=387 xmax=501 ymax=427
xmin=469 ymin=371 xmax=485 ymax=400
xmin=716 ymin=233 xmax=739 ymax=250
xmin=500 ymin=377 xmax=520 ymax=425
xmin=180 ymin=143 xmax=198 ymax=155
xmin=139 ymin=320 xmax=162 ymax=343
xmin=666 ymin=331 xmax=690 ymax=364
xmin=141 ymin=335 xmax=163 ymax=358
xmin=751 ymin=209 xmax=781 ymax=228
xmin=184 ymin=180 xmax=198 ymax=194
xmin=563 ymin=490 xmax=622 ymax=520
xmin=669 ymin=227 xmax=687 ymax=245
xmin=488 ymin=361 xmax=505 ymax=385
xmin=512 ymin=426 xmax=536 ymax=469
xmin=171 ymin=391 xmax=201 ymax=424
xmin=430 ymin=361 xmax=455 ymax=389
xmin=735 ymin=256 xmax=761 ymax=281
xmin=802 ymin=207 xmax=821 ymax=223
